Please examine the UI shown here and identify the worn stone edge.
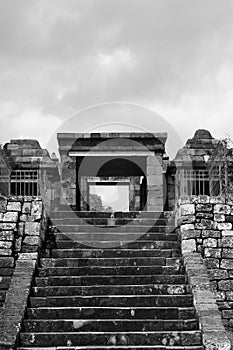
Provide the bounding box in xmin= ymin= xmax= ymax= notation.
xmin=183 ymin=251 xmax=231 ymax=350
xmin=0 ymin=254 xmax=38 ymax=350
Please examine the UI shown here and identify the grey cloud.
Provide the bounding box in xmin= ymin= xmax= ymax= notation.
xmin=0 ymin=0 xmax=232 ymax=143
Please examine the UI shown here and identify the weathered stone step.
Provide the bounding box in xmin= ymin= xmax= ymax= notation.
xmin=42 ymin=248 xmax=180 ymax=259
xmin=37 ymin=265 xmax=183 ymax=276
xmin=35 ymin=275 xmax=186 ymax=286
xmin=27 ymin=306 xmax=197 ymax=320
xmin=50 ymin=210 xmax=174 ymax=219
xmin=30 ymin=295 xmax=193 ymax=307
xmin=50 ymin=218 xmax=175 ymax=226
xmin=47 ymin=237 xmax=180 ymax=249
xmin=46 ymin=232 xmax=178 ymax=242
xmin=32 ymin=284 xmax=188 ymax=296
xmin=52 ymin=225 xmax=175 ymax=233
xmin=40 ymin=257 xmax=182 ymax=268
xmin=23 ymin=319 xmax=199 ymax=332
xmin=19 ymin=330 xmax=202 ymax=347
xmin=17 ymin=346 xmax=204 ymax=350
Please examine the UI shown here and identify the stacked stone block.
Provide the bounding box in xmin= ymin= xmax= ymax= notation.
xmin=178 ymin=195 xmax=233 ymax=329
xmin=0 ymin=196 xmax=46 ymax=310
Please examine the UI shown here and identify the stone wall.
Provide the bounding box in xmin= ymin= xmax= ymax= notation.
xmin=0 ymin=196 xmax=47 ymax=311
xmin=177 ymin=195 xmax=233 ymax=329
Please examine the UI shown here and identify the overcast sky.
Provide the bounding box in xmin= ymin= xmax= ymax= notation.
xmin=0 ymin=0 xmax=233 ymax=157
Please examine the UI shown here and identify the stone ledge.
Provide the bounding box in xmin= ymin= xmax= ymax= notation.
xmin=183 ymin=252 xmax=231 ymax=350
xmin=0 ymin=258 xmax=37 ymax=349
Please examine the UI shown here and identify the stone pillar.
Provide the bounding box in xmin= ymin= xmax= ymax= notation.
xmin=146 ymin=155 xmax=164 ymax=211
xmin=60 ymin=157 xmax=76 ymax=206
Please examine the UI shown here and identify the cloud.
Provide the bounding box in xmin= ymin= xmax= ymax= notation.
xmin=0 ymin=102 xmax=62 ymax=152
xmin=0 ymin=0 xmax=232 ymax=147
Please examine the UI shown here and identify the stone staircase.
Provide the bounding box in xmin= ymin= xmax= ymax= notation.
xmin=17 ymin=211 xmax=204 ymax=350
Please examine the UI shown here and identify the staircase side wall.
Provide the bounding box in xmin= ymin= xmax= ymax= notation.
xmin=177 ymin=195 xmax=233 ymax=331
xmin=0 ymin=196 xmax=47 ymax=313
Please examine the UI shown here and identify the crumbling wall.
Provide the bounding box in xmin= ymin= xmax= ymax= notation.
xmin=0 ymin=196 xmax=47 ymax=312
xmin=177 ymin=195 xmax=233 ymax=329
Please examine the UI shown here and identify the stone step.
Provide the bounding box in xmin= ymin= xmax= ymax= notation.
xmin=50 ymin=218 xmax=175 ymax=226
xmin=46 ymin=238 xmax=180 ymax=250
xmin=23 ymin=319 xmax=199 ymax=332
xmin=37 ymin=265 xmax=184 ymax=276
xmin=47 ymin=232 xmax=178 ymax=242
xmin=52 ymin=225 xmax=175 ymax=233
xmin=35 ymin=275 xmax=187 ymax=286
xmin=32 ymin=284 xmax=188 ymax=296
xmin=29 ymin=295 xmax=193 ymax=307
xmin=19 ymin=330 xmax=202 ymax=347
xmin=41 ymin=248 xmax=181 ymax=259
xmin=39 ymin=257 xmax=182 ymax=268
xmin=50 ymin=211 xmax=174 ymax=219
xmin=26 ymin=306 xmax=197 ymax=320
xmin=17 ymin=346 xmax=204 ymax=350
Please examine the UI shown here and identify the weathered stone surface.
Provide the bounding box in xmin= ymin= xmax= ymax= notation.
xmin=208 ymin=269 xmax=228 ymax=280
xmin=196 ymin=212 xmax=213 ymax=219
xmin=0 ymin=231 xmax=14 ymax=241
xmin=0 ymin=200 xmax=7 ymax=213
xmin=20 ymin=214 xmax=28 ymax=222
xmin=0 ymin=249 xmax=12 ymax=256
xmin=195 ymin=219 xmax=214 ymax=230
xmin=202 ymin=230 xmax=221 ymax=238
xmin=214 ymin=213 xmax=226 ymax=222
xmin=14 ymin=237 xmax=22 ymax=252
xmin=226 ymin=291 xmax=233 ymax=301
xmin=179 ymin=195 xmax=198 ymax=204
xmin=203 ymin=331 xmax=231 ymax=350
xmin=205 ymin=259 xmax=220 ymax=269
xmin=0 ymin=223 xmax=16 ymax=230
xmin=198 ymin=195 xmax=210 ymax=203
xmin=179 ymin=215 xmax=195 ymax=224
xmin=222 ymin=249 xmax=233 ymax=259
xmin=24 ymin=222 xmax=40 ymax=236
xmin=214 ymin=204 xmax=231 ymax=215
xmin=221 ymin=260 xmax=233 ymax=270
xmin=0 ymin=257 xmax=14 ymax=267
xmin=22 ymin=202 xmax=31 ymax=214
xmin=196 ymin=203 xmax=212 ymax=212
xmin=225 ymin=215 xmax=233 ymax=223
xmin=18 ymin=252 xmax=38 ymax=260
xmin=179 ymin=195 xmax=190 ymax=204
xmin=218 ymin=280 xmax=233 ymax=291
xmin=214 ymin=291 xmax=226 ymax=301
xmin=180 ymin=224 xmax=195 ymax=233
xmin=210 ymin=197 xmax=224 ymax=204
xmin=3 ymin=212 xmax=18 ymax=223
xmin=217 ymin=222 xmax=232 ymax=231
xmin=219 ymin=237 xmax=233 ymax=248
xmin=180 ymin=204 xmax=195 ymax=216
xmin=203 ymin=238 xmax=217 ymax=248
xmin=181 ymin=239 xmax=196 ymax=253
xmin=204 ymin=248 xmax=221 ymax=258
xmin=18 ymin=222 xmax=25 ymax=236
xmin=0 ymin=241 xmax=12 ymax=249
xmin=23 ymin=236 xmax=40 ymax=246
xmin=0 ymin=258 xmax=36 ymax=349
xmin=222 ymin=230 xmax=233 ymax=236
xmin=6 ymin=201 xmax=22 ymax=212
xmin=182 ymin=229 xmax=201 ymax=239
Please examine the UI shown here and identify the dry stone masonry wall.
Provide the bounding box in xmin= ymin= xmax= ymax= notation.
xmin=178 ymin=195 xmax=233 ymax=329
xmin=0 ymin=196 xmax=46 ymax=311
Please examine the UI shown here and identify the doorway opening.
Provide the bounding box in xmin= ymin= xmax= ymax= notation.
xmin=88 ymin=181 xmax=130 ymax=212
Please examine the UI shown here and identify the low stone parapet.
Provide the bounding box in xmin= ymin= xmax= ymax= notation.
xmin=177 ymin=195 xmax=233 ymax=334
xmin=0 ymin=196 xmax=47 ymax=330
